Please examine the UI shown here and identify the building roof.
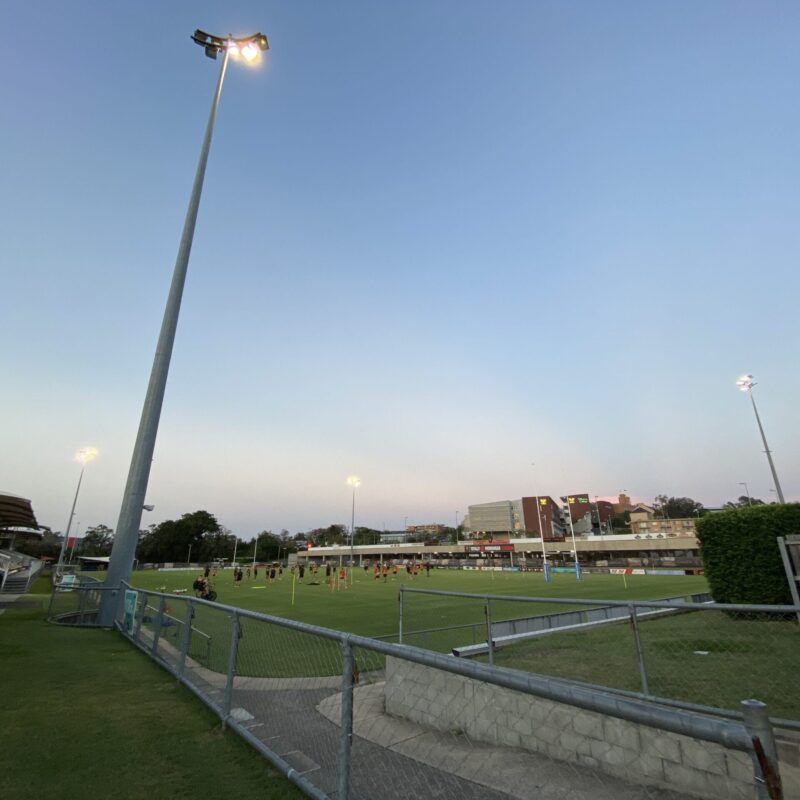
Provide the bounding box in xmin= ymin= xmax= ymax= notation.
xmin=0 ymin=492 xmax=39 ymax=530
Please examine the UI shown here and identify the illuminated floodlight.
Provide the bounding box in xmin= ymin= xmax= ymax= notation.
xmin=736 ymin=374 xmax=755 ymax=392
xmin=346 ymin=475 xmax=362 ymax=489
xmin=76 ymin=447 xmax=98 ymax=465
xmin=191 ymin=29 xmax=269 ymax=62
xmin=241 ymin=41 xmax=259 ymax=62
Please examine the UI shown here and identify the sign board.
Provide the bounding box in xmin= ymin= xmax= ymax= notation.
xmin=57 ymin=574 xmax=77 ymax=592
xmin=124 ymin=589 xmax=138 ymax=635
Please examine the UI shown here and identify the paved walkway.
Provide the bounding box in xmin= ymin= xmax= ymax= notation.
xmin=143 ymin=627 xmax=691 ymax=799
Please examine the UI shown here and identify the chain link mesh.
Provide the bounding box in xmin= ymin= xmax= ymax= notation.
xmin=91 ymin=585 xmax=787 ymax=800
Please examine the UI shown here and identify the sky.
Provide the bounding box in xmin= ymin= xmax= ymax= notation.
xmin=2 ymin=1 xmax=799 ymax=540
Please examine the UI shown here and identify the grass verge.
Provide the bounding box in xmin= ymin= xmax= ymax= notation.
xmin=0 ymin=606 xmax=303 ymax=800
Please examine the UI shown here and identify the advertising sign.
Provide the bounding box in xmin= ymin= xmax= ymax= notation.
xmin=124 ymin=589 xmax=138 ymax=635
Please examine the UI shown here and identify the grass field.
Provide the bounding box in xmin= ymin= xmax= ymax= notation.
xmin=0 ymin=603 xmax=303 ymax=800
xmin=129 ymin=567 xmax=709 ymax=637
xmin=125 ymin=568 xmax=800 ymax=719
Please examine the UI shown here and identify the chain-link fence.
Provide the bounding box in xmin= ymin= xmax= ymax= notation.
xmin=398 ymin=587 xmax=800 ymax=725
xmin=46 ymin=577 xmax=113 ymax=626
xmin=46 ymin=581 xmax=796 ymax=800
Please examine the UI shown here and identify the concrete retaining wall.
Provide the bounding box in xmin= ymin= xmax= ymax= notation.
xmin=384 ymin=656 xmax=759 ymax=800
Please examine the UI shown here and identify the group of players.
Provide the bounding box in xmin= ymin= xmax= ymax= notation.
xmin=192 ymin=558 xmax=433 ymax=599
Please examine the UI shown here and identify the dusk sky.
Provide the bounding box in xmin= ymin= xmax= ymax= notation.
xmin=3 ymin=2 xmax=798 ymax=540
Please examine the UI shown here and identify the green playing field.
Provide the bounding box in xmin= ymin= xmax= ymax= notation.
xmin=129 ymin=566 xmax=708 ymax=638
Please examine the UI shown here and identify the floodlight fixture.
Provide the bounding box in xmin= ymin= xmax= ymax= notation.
xmin=76 ymin=446 xmax=98 ymax=465
xmin=736 ymin=374 xmax=755 ymax=392
xmin=191 ymin=29 xmax=269 ymax=62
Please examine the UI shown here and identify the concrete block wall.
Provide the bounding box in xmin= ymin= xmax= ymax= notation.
xmin=384 ymin=657 xmax=761 ymax=800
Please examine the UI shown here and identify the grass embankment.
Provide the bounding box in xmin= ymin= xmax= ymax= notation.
xmin=0 ymin=605 xmax=302 ymax=800
xmin=486 ymin=609 xmax=800 ymax=719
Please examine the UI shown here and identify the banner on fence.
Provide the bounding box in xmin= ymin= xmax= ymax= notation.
xmin=124 ymin=589 xmax=138 ymax=634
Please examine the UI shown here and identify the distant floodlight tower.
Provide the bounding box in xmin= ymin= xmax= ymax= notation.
xmin=736 ymin=375 xmax=785 ymax=503
xmin=347 ymin=476 xmax=361 ymax=583
xmin=56 ymin=447 xmax=98 ymax=579
xmin=99 ymin=30 xmax=269 ymax=623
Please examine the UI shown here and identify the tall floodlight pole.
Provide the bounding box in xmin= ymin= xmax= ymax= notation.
xmin=56 ymin=448 xmax=98 ymax=580
xmin=347 ymin=476 xmax=361 ymax=585
xmin=251 ymin=533 xmax=259 ymax=570
xmin=736 ymin=375 xmax=785 ymax=503
xmin=100 ymin=31 xmax=269 ymax=623
xmin=564 ymin=496 xmax=582 ymax=580
xmin=739 ymin=482 xmax=752 ymax=506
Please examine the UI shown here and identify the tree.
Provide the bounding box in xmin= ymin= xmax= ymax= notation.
xmin=352 ymin=527 xmax=382 ymax=545
xmin=654 ymin=496 xmax=703 ymax=519
xmin=80 ymin=524 xmax=113 ymax=556
xmin=725 ymin=496 xmax=766 ymax=508
xmin=136 ymin=510 xmax=221 ymax=563
xmin=307 ymin=525 xmax=347 ymax=546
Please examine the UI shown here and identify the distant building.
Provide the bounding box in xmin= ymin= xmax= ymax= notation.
xmin=631 ymin=517 xmax=697 ymax=537
xmin=565 ymin=493 xmax=592 ymax=523
xmin=407 ymin=524 xmax=447 ymax=537
xmin=613 ymin=493 xmax=633 ymax=513
xmin=467 ymin=498 xmax=565 ymax=540
xmin=379 ymin=531 xmax=410 ymax=544
xmin=467 ymin=501 xmax=518 ymax=536
xmin=628 ymin=504 xmax=656 ymax=525
xmin=519 ymin=496 xmax=566 ymax=539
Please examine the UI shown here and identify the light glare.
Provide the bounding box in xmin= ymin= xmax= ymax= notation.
xmin=76 ymin=447 xmax=98 ymax=465
xmin=736 ymin=374 xmax=754 ymax=392
xmin=346 ymin=475 xmax=362 ymax=488
xmin=241 ymin=42 xmax=259 ymax=62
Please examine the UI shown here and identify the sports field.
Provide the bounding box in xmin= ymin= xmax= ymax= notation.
xmin=129 ymin=566 xmax=708 ymax=638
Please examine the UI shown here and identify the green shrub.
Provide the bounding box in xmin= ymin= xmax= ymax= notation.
xmin=696 ymin=504 xmax=800 ymax=605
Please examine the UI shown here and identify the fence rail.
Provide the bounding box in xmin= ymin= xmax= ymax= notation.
xmin=47 ymin=583 xmax=793 ymax=800
xmin=398 ymin=586 xmax=800 ymax=725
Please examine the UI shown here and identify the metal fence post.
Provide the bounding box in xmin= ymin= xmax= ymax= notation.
xmin=151 ymin=595 xmax=166 ymax=656
xmin=177 ymin=599 xmax=194 ymax=679
xmin=46 ymin=586 xmax=57 ymax=620
xmin=398 ymin=587 xmax=404 ymax=644
xmin=337 ymin=638 xmax=354 ymax=800
xmin=741 ymin=699 xmax=783 ymax=800
xmin=78 ymin=588 xmax=87 ymax=625
xmin=628 ymin=603 xmax=649 ymax=695
xmin=485 ymin=598 xmax=494 ymax=666
xmin=222 ymin=611 xmax=241 ymax=726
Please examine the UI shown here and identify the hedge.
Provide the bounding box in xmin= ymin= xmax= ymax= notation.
xmin=695 ymin=504 xmax=800 ymax=605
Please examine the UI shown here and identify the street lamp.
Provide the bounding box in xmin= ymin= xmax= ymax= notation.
xmin=101 ymin=30 xmax=269 ymax=621
xmin=736 ymin=375 xmax=785 ymax=503
xmin=347 ymin=476 xmax=361 ymax=584
xmin=56 ymin=448 xmax=98 ymax=580
xmin=738 ymin=482 xmax=752 ymax=506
